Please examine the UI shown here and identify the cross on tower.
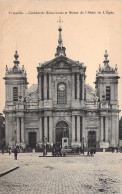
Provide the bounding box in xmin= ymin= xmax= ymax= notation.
xmin=57 ymin=16 xmax=63 ymax=28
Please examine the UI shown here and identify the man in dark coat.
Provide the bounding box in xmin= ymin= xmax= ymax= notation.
xmin=14 ymin=147 xmax=18 ymax=160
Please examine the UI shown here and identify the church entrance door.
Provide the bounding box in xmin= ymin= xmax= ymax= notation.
xmin=88 ymin=131 xmax=96 ymax=148
xmin=55 ymin=121 xmax=69 ymax=146
xmin=29 ymin=132 xmax=36 ymax=148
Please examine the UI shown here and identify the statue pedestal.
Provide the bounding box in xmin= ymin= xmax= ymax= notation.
xmin=100 ymin=141 xmax=109 ymax=148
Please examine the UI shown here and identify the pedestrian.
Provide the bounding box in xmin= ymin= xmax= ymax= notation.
xmin=9 ymin=147 xmax=11 ymax=155
xmin=87 ymin=148 xmax=90 ymax=156
xmin=14 ymin=147 xmax=18 ymax=160
xmin=93 ymin=148 xmax=96 ymax=154
xmin=112 ymin=147 xmax=114 ymax=153
xmin=2 ymin=148 xmax=4 ymax=154
xmin=43 ymin=145 xmax=45 ymax=156
xmin=90 ymin=149 xmax=93 ymax=156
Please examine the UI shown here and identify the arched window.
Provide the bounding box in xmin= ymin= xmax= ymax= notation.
xmin=57 ymin=83 xmax=67 ymax=104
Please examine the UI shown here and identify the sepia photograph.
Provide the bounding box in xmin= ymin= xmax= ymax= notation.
xmin=0 ymin=0 xmax=122 ymax=193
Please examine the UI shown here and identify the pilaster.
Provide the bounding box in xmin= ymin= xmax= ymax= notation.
xmin=77 ymin=115 xmax=80 ymax=142
xmin=49 ymin=74 xmax=52 ymax=99
xmin=105 ymin=116 xmax=108 ymax=141
xmin=39 ymin=117 xmax=42 ymax=143
xmin=5 ymin=115 xmax=9 ymax=145
xmin=44 ymin=74 xmax=47 ymax=100
xmin=39 ymin=75 xmax=41 ymax=100
xmin=82 ymin=117 xmax=86 ymax=146
xmin=72 ymin=116 xmax=75 ymax=142
xmin=44 ymin=116 xmax=47 ymax=140
xmin=21 ymin=117 xmax=24 ymax=143
xmin=100 ymin=116 xmax=103 ymax=141
xmin=111 ymin=115 xmax=116 ymax=146
xmin=49 ymin=116 xmax=53 ymax=144
xmin=16 ymin=117 xmax=20 ymax=144
xmin=77 ymin=74 xmax=79 ymax=100
xmin=82 ymin=76 xmax=84 ymax=100
xmin=72 ymin=74 xmax=74 ymax=100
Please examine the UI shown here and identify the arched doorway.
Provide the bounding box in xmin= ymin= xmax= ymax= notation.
xmin=55 ymin=121 xmax=69 ymax=146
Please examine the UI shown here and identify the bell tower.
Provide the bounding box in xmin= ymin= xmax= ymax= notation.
xmin=3 ymin=51 xmax=28 ymax=147
xmin=4 ymin=51 xmax=28 ymax=105
xmin=95 ymin=50 xmax=120 ymax=147
xmin=95 ymin=50 xmax=119 ymax=105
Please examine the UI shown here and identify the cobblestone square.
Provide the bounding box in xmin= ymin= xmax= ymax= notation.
xmin=0 ymin=152 xmax=122 ymax=194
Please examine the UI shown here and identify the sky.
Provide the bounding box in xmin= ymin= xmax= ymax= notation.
xmin=0 ymin=0 xmax=122 ymax=117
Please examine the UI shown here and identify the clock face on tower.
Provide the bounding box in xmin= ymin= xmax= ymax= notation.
xmin=58 ymin=83 xmax=65 ymax=91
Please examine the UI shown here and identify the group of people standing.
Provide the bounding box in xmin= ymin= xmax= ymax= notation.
xmin=1 ymin=147 xmax=18 ymax=160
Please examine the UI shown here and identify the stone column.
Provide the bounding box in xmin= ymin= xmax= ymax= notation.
xmin=72 ymin=115 xmax=75 ymax=143
xmin=44 ymin=74 xmax=47 ymax=100
xmin=77 ymin=116 xmax=80 ymax=142
xmin=17 ymin=117 xmax=20 ymax=144
xmin=77 ymin=74 xmax=80 ymax=100
xmin=39 ymin=117 xmax=42 ymax=143
xmin=72 ymin=74 xmax=75 ymax=100
xmin=49 ymin=74 xmax=52 ymax=100
xmin=100 ymin=116 xmax=103 ymax=141
xmin=21 ymin=117 xmax=24 ymax=143
xmin=105 ymin=116 xmax=108 ymax=141
xmin=82 ymin=76 xmax=84 ymax=100
xmin=49 ymin=116 xmax=53 ymax=144
xmin=44 ymin=116 xmax=47 ymax=140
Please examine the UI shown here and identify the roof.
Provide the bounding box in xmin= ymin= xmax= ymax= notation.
xmin=85 ymin=84 xmax=95 ymax=93
xmin=38 ymin=55 xmax=85 ymax=69
xmin=27 ymin=84 xmax=38 ymax=95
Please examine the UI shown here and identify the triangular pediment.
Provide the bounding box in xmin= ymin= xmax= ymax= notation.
xmin=40 ymin=55 xmax=84 ymax=69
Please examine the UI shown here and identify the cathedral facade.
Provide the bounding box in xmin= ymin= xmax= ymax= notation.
xmin=3 ymin=26 xmax=120 ymax=149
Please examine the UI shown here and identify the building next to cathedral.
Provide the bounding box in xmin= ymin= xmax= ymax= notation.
xmin=3 ymin=24 xmax=120 ymax=149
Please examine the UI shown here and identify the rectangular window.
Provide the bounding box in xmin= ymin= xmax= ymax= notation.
xmin=41 ymin=75 xmax=44 ymax=100
xmin=13 ymin=87 xmax=18 ymax=101
xmin=57 ymin=90 xmax=67 ymax=104
xmin=74 ymin=73 xmax=77 ymax=99
xmin=75 ymin=116 xmax=77 ymax=141
xmin=47 ymin=73 xmax=49 ymax=100
xmin=80 ymin=116 xmax=82 ymax=141
xmin=47 ymin=116 xmax=49 ymax=142
xmin=57 ymin=83 xmax=67 ymax=104
xmin=106 ymin=86 xmax=110 ymax=101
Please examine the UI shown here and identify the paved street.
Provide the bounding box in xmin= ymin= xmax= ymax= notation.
xmin=0 ymin=152 xmax=122 ymax=194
